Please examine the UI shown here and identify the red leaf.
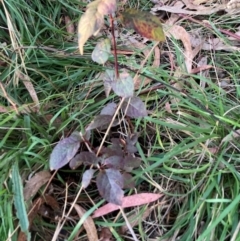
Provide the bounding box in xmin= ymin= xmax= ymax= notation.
xmin=96 ymin=169 xmax=124 ymax=205
xmin=122 ymin=97 xmax=148 ymax=118
xmin=50 ymin=132 xmax=81 ymax=170
xmin=92 ymin=193 xmax=163 ymax=218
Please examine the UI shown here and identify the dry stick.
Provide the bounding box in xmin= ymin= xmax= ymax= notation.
xmin=119 ymin=207 xmax=140 ymax=241
xmin=51 ymin=186 xmax=84 ymax=241
xmin=110 ymin=14 xmax=119 ymax=78
xmin=96 ymin=97 xmax=125 ymax=156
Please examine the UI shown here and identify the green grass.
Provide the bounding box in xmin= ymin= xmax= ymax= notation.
xmin=1 ymin=0 xmax=240 ymax=240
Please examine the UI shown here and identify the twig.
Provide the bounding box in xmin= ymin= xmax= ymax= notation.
xmin=119 ymin=207 xmax=140 ymax=241
xmin=96 ymin=97 xmax=125 ymax=156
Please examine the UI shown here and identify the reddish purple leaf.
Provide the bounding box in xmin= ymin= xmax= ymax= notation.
xmin=92 ymin=193 xmax=163 ymax=218
xmin=102 ymin=155 xmax=123 ymax=169
xmin=126 ymin=133 xmax=139 ymax=145
xmin=50 ymin=132 xmax=81 ymax=170
xmin=72 ymin=152 xmax=99 ymax=168
xmin=96 ymin=169 xmax=124 ymax=205
xmin=122 ymin=172 xmax=135 ymax=189
xmin=122 ymin=97 xmax=148 ymax=118
xmin=100 ymin=103 xmax=117 ymax=116
xmin=126 ymin=143 xmax=138 ymax=153
xmin=69 ymin=153 xmax=83 ymax=169
xmin=82 ymin=169 xmax=95 ymax=188
xmin=101 ymin=69 xmax=115 ymax=97
xmin=102 ymin=138 xmax=123 ymax=158
xmin=111 ymin=71 xmax=134 ymax=97
xmin=86 ymin=115 xmax=119 ymax=131
xmin=124 ymin=156 xmax=141 ymax=169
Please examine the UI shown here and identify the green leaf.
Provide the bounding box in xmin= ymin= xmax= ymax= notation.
xmin=119 ymin=8 xmax=165 ymax=42
xmin=12 ymin=163 xmax=30 ymax=237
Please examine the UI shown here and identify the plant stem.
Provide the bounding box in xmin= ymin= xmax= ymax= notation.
xmin=110 ymin=14 xmax=119 ymax=78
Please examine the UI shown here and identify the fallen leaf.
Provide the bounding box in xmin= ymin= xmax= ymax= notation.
xmin=220 ymin=129 xmax=240 ymax=145
xmin=99 ymin=227 xmax=113 ymax=241
xmin=190 ymin=35 xmax=240 ymax=52
xmin=50 ymin=132 xmax=81 ymax=170
xmin=96 ymin=169 xmax=124 ymax=205
xmin=227 ymin=0 xmax=240 ymax=9
xmin=92 ymin=193 xmax=162 ymax=218
xmin=167 ymin=25 xmax=193 ymax=73
xmin=120 ymin=8 xmax=165 ymax=41
xmin=151 ymin=3 xmax=226 ymax=15
xmin=73 ymin=204 xmax=98 ymax=241
xmin=64 ymin=15 xmax=75 ymax=35
xmin=23 ymin=170 xmax=51 ymax=201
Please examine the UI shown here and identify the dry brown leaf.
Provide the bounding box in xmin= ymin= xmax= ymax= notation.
xmin=220 ymin=129 xmax=240 ymax=145
xmin=152 ymin=3 xmax=226 ymax=15
xmin=167 ymin=25 xmax=193 ymax=73
xmin=23 ymin=170 xmax=51 ymax=201
xmin=65 ymin=15 xmax=75 ymax=35
xmin=193 ymin=0 xmax=209 ymax=4
xmin=73 ymin=204 xmax=98 ymax=241
xmin=182 ymin=0 xmax=213 ymax=10
xmin=99 ymin=227 xmax=113 ymax=241
xmin=15 ymin=70 xmax=40 ymax=111
xmin=165 ymin=1 xmax=184 ymax=25
xmin=190 ymin=35 xmax=240 ymax=51
xmin=227 ymin=0 xmax=240 ymax=9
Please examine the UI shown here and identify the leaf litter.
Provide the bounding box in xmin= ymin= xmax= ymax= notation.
xmin=92 ymin=193 xmax=163 ymax=218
